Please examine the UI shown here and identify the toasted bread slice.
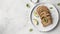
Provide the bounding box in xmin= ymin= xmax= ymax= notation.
xmin=36 ymin=6 xmax=52 ymax=27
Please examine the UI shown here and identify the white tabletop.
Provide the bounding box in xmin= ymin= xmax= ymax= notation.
xmin=0 ymin=0 xmax=60 ymax=34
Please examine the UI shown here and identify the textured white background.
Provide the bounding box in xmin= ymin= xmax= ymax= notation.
xmin=0 ymin=0 xmax=60 ymax=34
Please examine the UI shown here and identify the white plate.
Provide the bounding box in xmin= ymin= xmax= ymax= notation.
xmin=30 ymin=3 xmax=59 ymax=32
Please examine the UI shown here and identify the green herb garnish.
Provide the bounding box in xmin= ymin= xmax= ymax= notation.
xmin=26 ymin=4 xmax=30 ymax=8
xmin=57 ymin=3 xmax=60 ymax=6
xmin=34 ymin=11 xmax=39 ymax=17
xmin=29 ymin=28 xmax=33 ymax=32
xmin=33 ymin=19 xmax=39 ymax=25
xmin=43 ymin=18 xmax=48 ymax=23
xmin=36 ymin=21 xmax=39 ymax=25
xmin=50 ymin=7 xmax=53 ymax=9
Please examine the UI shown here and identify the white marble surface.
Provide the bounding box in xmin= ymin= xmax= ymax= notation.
xmin=0 ymin=0 xmax=60 ymax=34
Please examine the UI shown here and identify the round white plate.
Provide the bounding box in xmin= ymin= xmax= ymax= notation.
xmin=30 ymin=3 xmax=59 ymax=32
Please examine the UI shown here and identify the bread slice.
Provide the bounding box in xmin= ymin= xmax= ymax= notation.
xmin=36 ymin=6 xmax=52 ymax=27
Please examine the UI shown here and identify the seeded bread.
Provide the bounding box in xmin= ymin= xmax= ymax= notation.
xmin=36 ymin=6 xmax=52 ymax=27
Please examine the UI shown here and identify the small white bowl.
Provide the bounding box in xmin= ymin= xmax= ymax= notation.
xmin=30 ymin=0 xmax=39 ymax=4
